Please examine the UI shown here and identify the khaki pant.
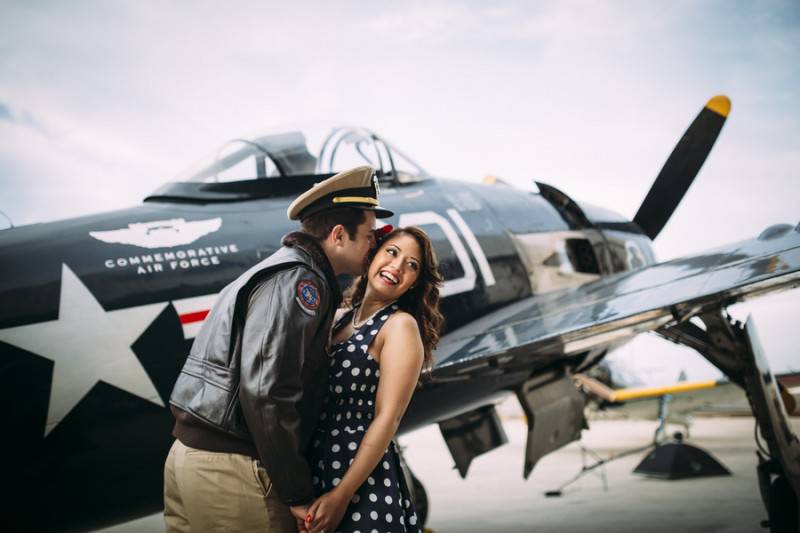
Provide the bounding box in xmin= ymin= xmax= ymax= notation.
xmin=164 ymin=439 xmax=297 ymax=533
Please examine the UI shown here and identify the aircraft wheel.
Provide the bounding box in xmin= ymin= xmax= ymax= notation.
xmin=411 ymin=472 xmax=429 ymax=527
xmin=768 ymin=475 xmax=798 ymax=533
xmin=397 ymin=448 xmax=429 ymax=527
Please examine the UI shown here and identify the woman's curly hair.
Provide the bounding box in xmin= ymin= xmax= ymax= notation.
xmin=343 ymin=226 xmax=444 ymax=373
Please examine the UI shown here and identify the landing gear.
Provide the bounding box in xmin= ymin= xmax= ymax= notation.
xmin=659 ymin=310 xmax=800 ymax=532
xmin=397 ymin=443 xmax=429 ymax=527
xmin=765 ymin=474 xmax=798 ymax=533
xmin=410 ymin=471 xmax=429 ymax=528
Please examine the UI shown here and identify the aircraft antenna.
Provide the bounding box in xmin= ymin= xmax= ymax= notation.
xmin=0 ymin=209 xmax=14 ymax=229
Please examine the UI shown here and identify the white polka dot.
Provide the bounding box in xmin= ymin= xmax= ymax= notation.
xmin=383 ymin=478 xmax=391 ymax=487
xmin=375 ymin=370 xmax=380 ymax=377
xmin=336 ymin=414 xmax=342 ymax=421
xmin=404 ymin=499 xmax=410 ymax=508
xmin=370 ymin=329 xmax=378 ymax=335
xmin=351 ymin=367 xmax=361 ymax=376
xmin=365 ymin=368 xmax=371 ymax=376
xmin=356 ymin=334 xmax=364 ymax=340
xmin=360 ymin=384 xmax=367 ymax=391
xmin=357 ymin=425 xmax=364 ymax=431
xmin=346 ymin=411 xmax=352 ymax=419
xmin=342 ymin=359 xmax=352 ymax=368
xmin=349 ymin=442 xmax=358 ymax=451
xmin=332 ymin=460 xmax=341 ymax=469
xmin=352 ymin=512 xmax=360 ymax=521
xmin=380 ymin=314 xmax=388 ymax=321
xmin=334 ymin=371 xmax=342 ymax=378
xmin=391 ymin=304 xmax=399 ymax=310
xmin=356 ymin=412 xmax=362 ymax=419
xmin=347 ymin=344 xmax=356 ymax=352
xmin=385 ymin=513 xmax=393 ymax=523
xmin=368 ymin=400 xmax=373 ymax=406
xmin=409 ymin=514 xmax=417 ymax=525
xmin=350 ymin=383 xmax=357 ymax=390
xmin=367 ymin=319 xmax=373 ymax=325
xmin=317 ymin=460 xmax=323 ymax=468
xmin=331 ymin=429 xmax=339 ymax=436
xmin=352 ymin=494 xmax=360 ymax=503
xmin=370 ymin=385 xmax=376 ymax=392
xmin=358 ymin=399 xmax=364 ymax=405
xmin=371 ymin=530 xmax=378 ymax=533
xmin=367 ymin=476 xmax=375 ymax=485
xmin=384 ymin=495 xmax=392 ymax=504
xmin=361 ymin=345 xmax=368 ymax=352
xmin=382 ymin=461 xmax=390 ymax=469
xmin=369 ymin=493 xmax=377 ymax=502
xmin=370 ymin=511 xmax=378 ymax=520
xmin=333 ymin=477 xmax=340 ymax=486
xmin=332 ymin=444 xmax=340 ymax=452
xmin=334 ymin=385 xmax=342 ymax=394
xmin=400 ymin=515 xmax=405 ymax=525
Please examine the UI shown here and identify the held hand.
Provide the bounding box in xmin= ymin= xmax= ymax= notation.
xmin=289 ymin=505 xmax=309 ymax=533
xmin=307 ymin=489 xmax=351 ymax=533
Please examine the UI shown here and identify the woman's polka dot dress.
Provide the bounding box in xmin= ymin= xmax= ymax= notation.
xmin=309 ymin=303 xmax=422 ymax=533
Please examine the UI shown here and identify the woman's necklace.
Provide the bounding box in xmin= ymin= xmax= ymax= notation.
xmin=352 ymin=303 xmax=387 ymax=329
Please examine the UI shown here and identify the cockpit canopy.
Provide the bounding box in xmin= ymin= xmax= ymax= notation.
xmin=176 ymin=124 xmax=428 ymax=184
xmin=146 ymin=124 xmax=429 ymax=203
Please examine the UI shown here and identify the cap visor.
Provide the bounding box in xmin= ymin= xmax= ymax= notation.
xmin=371 ymin=205 xmax=394 ymax=219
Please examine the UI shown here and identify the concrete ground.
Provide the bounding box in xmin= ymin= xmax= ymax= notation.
xmin=404 ymin=406 xmax=771 ymax=533
xmin=103 ymin=404 xmax=786 ymax=533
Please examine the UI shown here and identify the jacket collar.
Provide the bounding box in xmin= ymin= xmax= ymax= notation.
xmin=281 ymin=231 xmax=342 ymax=306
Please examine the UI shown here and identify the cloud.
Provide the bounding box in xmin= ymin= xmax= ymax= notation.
xmin=0 ymin=100 xmax=58 ymax=142
xmin=0 ymin=0 xmax=797 ymax=378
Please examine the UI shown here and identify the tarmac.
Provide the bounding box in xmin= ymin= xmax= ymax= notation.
xmin=103 ymin=400 xmax=788 ymax=533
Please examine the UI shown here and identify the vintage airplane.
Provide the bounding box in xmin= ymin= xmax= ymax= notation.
xmin=1 ymin=96 xmax=799 ymax=532
xmin=577 ymin=370 xmax=800 ymax=434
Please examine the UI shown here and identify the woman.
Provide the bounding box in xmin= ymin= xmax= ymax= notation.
xmin=305 ymin=226 xmax=443 ymax=533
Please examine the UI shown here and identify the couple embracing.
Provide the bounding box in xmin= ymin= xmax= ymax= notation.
xmin=164 ymin=165 xmax=443 ymax=533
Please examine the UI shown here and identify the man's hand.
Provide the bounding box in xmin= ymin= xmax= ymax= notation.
xmin=290 ymin=504 xmax=309 ymax=533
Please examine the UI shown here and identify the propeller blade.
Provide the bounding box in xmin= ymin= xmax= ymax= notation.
xmin=633 ymin=95 xmax=730 ymax=240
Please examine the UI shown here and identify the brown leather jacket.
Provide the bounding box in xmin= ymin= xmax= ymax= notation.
xmin=169 ymin=232 xmax=340 ymax=505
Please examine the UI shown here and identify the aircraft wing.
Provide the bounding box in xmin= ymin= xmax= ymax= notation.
xmin=432 ymin=225 xmax=800 ymax=378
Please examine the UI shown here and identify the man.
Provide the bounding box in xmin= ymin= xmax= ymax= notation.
xmin=164 ymin=165 xmax=393 ymax=532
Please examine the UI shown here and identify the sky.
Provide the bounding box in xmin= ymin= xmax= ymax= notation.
xmin=1 ymin=0 xmax=798 ymax=382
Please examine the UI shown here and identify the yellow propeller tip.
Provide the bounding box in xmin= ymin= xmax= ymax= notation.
xmin=706 ymin=95 xmax=731 ymax=117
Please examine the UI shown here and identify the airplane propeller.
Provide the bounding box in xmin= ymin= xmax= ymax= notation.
xmin=633 ymin=95 xmax=730 ymax=240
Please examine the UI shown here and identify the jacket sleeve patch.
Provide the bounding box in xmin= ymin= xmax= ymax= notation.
xmin=296 ymin=279 xmax=321 ymax=314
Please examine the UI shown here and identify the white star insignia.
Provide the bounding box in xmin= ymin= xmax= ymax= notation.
xmin=0 ymin=264 xmax=167 ymax=435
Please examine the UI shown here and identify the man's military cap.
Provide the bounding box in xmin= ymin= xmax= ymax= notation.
xmin=287 ymin=165 xmax=394 ymax=221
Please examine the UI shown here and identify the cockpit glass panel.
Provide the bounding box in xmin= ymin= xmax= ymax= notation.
xmin=317 ymin=128 xmax=383 ymax=174
xmin=389 ymin=145 xmax=427 ymax=184
xmin=173 ymin=123 xmax=428 ymax=184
